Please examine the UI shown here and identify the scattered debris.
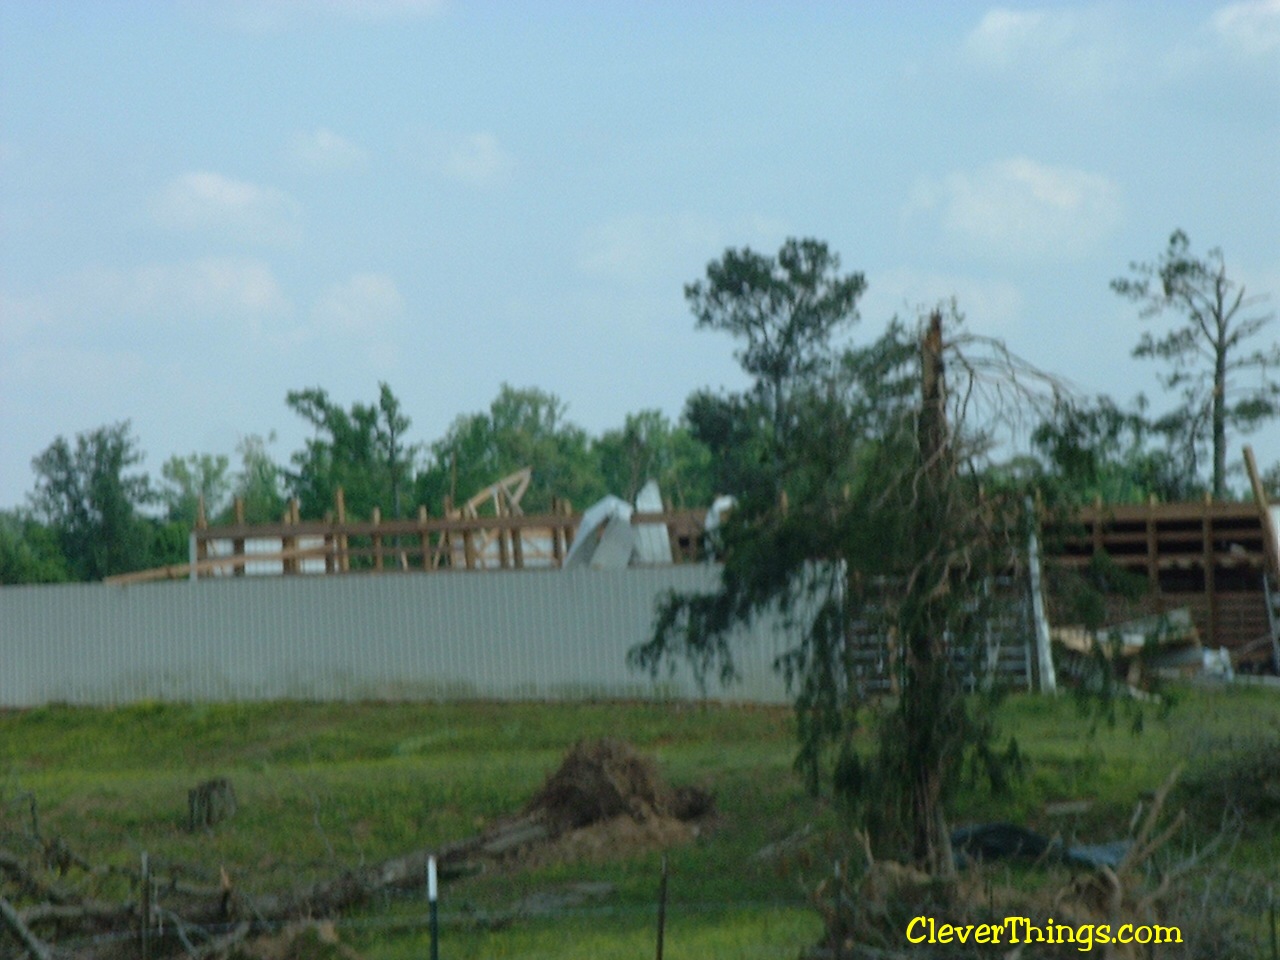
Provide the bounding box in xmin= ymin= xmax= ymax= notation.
xmin=562 ymin=480 xmax=682 ymax=569
xmin=0 ymin=740 xmax=709 ymax=959
xmin=226 ymin=920 xmax=363 ymax=960
xmin=508 ymin=881 xmax=615 ymax=917
xmin=950 ymin=821 xmax=1131 ymax=870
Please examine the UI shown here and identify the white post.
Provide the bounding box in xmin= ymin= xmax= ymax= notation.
xmin=1026 ymin=497 xmax=1057 ymax=694
xmin=428 ymin=854 xmax=439 ymax=960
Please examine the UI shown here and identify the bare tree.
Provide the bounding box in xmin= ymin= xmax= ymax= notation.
xmin=1113 ymin=230 xmax=1277 ymax=499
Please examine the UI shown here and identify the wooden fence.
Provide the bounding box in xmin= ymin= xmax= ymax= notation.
xmin=105 ymin=501 xmax=708 ymax=585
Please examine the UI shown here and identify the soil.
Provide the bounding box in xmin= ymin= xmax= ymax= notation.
xmin=524 ymin=736 xmax=713 ymax=834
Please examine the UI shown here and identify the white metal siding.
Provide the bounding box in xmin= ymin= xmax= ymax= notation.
xmin=0 ymin=568 xmax=794 ymax=707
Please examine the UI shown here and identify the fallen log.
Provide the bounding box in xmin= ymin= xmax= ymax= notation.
xmin=0 ymin=893 xmax=54 ymax=960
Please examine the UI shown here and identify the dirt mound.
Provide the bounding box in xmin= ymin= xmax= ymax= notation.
xmin=227 ymin=921 xmax=364 ymax=960
xmin=524 ymin=738 xmax=713 ymax=834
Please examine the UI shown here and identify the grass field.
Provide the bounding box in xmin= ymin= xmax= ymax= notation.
xmin=2 ymin=686 xmax=1277 ymax=958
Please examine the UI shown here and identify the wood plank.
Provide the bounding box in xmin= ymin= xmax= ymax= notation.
xmin=104 ymin=544 xmax=334 ymax=585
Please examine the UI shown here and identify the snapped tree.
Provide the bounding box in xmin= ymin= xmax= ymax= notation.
xmin=634 ymin=244 xmax=1059 ymax=872
xmin=1113 ymin=230 xmax=1278 ymax=499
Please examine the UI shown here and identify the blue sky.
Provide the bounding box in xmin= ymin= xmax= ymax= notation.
xmin=1 ymin=0 xmax=1278 ymax=510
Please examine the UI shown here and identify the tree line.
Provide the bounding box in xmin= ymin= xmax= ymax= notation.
xmin=1 ymin=230 xmax=1274 ymax=586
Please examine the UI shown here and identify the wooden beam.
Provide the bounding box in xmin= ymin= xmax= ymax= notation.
xmin=1146 ymin=494 xmax=1159 ymax=595
xmin=418 ymin=505 xmax=431 ymax=571
xmin=233 ymin=497 xmax=246 ymax=577
xmin=104 ymin=543 xmax=334 ymax=585
xmin=1203 ymin=491 xmax=1217 ymax=648
xmin=1244 ymin=444 xmax=1280 ymax=582
xmin=335 ymin=487 xmax=349 ymax=573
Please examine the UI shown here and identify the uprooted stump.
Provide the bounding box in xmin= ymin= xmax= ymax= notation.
xmin=524 ymin=738 xmax=714 ymax=834
xmin=188 ymin=777 xmax=237 ymax=832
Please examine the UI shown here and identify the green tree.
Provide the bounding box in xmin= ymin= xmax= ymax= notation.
xmin=1031 ymin=395 xmax=1195 ymax=503
xmin=592 ymin=410 xmax=712 ymax=506
xmin=685 ymin=237 xmax=866 ymax=493
xmin=229 ymin=433 xmax=287 ymax=524
xmin=285 ymin=383 xmax=416 ymax=519
xmin=0 ymin=509 xmax=69 ymax=584
xmin=418 ymin=384 xmax=604 ymax=513
xmin=160 ymin=452 xmax=232 ymax=522
xmin=29 ymin=422 xmax=156 ymax=581
xmin=681 ymin=388 xmax=774 ymax=503
xmin=1113 ymin=230 xmax=1277 ymax=499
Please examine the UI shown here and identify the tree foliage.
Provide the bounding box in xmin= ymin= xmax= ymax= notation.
xmin=229 ymin=433 xmax=287 ymax=524
xmin=418 ymin=384 xmax=604 ymax=514
xmin=1031 ymin=395 xmax=1196 ymax=504
xmin=285 ymin=383 xmax=416 ymax=520
xmin=1113 ymin=230 xmax=1278 ymax=498
xmin=160 ymin=452 xmax=232 ymax=523
xmin=685 ymin=237 xmax=866 ymax=493
xmin=28 ymin=421 xmax=158 ymax=581
xmin=0 ymin=509 xmax=69 ymax=584
xmin=592 ymin=410 xmax=712 ymax=507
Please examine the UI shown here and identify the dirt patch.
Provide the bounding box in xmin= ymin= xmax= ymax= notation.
xmin=228 ymin=921 xmax=364 ymax=960
xmin=524 ymin=737 xmax=713 ymax=835
xmin=477 ymin=737 xmax=717 ymax=870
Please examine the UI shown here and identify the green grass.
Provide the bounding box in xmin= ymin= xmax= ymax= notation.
xmin=2 ymin=688 xmax=1277 ymax=958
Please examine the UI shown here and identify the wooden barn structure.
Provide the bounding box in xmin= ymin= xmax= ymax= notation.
xmin=1048 ymin=497 xmax=1280 ymax=671
xmin=106 ymin=471 xmax=1280 ymax=676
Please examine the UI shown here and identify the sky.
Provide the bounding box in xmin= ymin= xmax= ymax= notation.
xmin=1 ymin=0 xmax=1278 ymax=511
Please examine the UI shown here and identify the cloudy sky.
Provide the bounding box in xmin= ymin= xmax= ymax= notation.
xmin=1 ymin=0 xmax=1277 ymax=510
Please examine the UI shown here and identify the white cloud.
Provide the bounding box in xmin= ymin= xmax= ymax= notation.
xmin=964 ymin=9 xmax=1074 ymax=68
xmin=1 ymin=259 xmax=293 ymax=350
xmin=153 ymin=171 xmax=301 ymax=244
xmin=311 ymin=273 xmax=405 ymax=335
xmin=0 ymin=292 xmax=55 ymax=344
xmin=578 ymin=213 xmax=787 ymax=285
xmin=961 ymin=7 xmax=1124 ymax=95
xmin=579 ymin=215 xmax=723 ymax=284
xmin=310 ymin=0 xmax=445 ymax=17
xmin=196 ymin=0 xmax=446 ymax=31
xmin=1211 ymin=0 xmax=1280 ymax=55
xmin=433 ymin=132 xmax=513 ymax=187
xmin=865 ymin=269 xmax=1025 ymax=339
xmin=907 ymin=157 xmax=1124 ymax=260
xmin=291 ymin=127 xmax=368 ymax=172
xmin=87 ymin=259 xmax=291 ymax=321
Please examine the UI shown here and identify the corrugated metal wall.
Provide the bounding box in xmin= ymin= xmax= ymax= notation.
xmin=0 ymin=568 xmax=794 ymax=707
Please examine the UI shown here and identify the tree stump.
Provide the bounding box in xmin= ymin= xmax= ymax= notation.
xmin=188 ymin=778 xmax=237 ymax=832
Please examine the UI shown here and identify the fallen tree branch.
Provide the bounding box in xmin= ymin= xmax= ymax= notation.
xmin=0 ymin=893 xmax=55 ymax=960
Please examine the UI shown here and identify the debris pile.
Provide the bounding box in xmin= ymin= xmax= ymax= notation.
xmin=526 ymin=737 xmax=712 ymax=832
